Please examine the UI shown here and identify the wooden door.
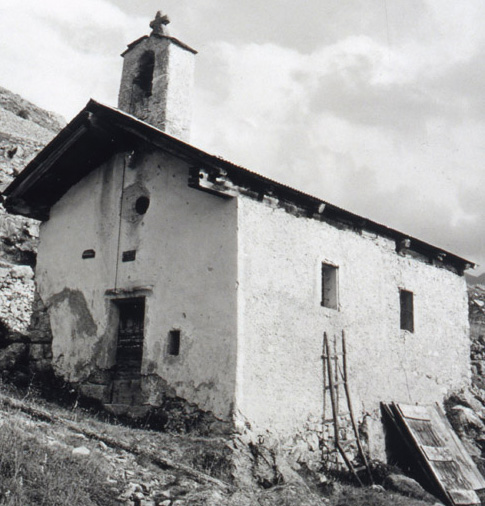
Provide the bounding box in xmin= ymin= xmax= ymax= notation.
xmin=111 ymin=298 xmax=145 ymax=405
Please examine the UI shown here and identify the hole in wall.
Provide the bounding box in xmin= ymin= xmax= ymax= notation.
xmin=82 ymin=249 xmax=96 ymax=259
xmin=133 ymin=50 xmax=155 ymax=98
xmin=17 ymin=109 xmax=29 ymax=120
xmin=122 ymin=184 xmax=150 ymax=222
xmin=135 ymin=196 xmax=150 ymax=215
xmin=168 ymin=330 xmax=181 ymax=356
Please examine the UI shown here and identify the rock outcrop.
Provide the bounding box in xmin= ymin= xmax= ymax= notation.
xmin=441 ymin=284 xmax=485 ymax=480
xmin=0 ymin=86 xmax=64 ymax=371
xmin=468 ymin=284 xmax=485 ymax=390
xmin=0 ymin=86 xmax=64 ymax=188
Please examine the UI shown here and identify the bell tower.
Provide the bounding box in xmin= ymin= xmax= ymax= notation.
xmin=118 ymin=11 xmax=197 ymax=141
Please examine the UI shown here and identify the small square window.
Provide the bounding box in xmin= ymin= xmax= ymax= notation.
xmin=168 ymin=330 xmax=181 ymax=356
xmin=321 ymin=263 xmax=338 ymax=309
xmin=400 ymin=289 xmax=414 ymax=332
xmin=122 ymin=250 xmax=136 ymax=262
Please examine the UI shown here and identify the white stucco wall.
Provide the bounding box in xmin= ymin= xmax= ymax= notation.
xmin=235 ymin=196 xmax=470 ymax=456
xmin=36 ymin=148 xmax=238 ymax=419
xmin=34 ymin=151 xmax=470 ymax=446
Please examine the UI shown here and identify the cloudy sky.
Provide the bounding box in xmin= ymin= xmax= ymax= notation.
xmin=1 ymin=0 xmax=485 ymax=272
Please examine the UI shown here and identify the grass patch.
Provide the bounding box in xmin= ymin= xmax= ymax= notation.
xmin=0 ymin=424 xmax=122 ymax=505
xmin=189 ymin=444 xmax=234 ymax=483
xmin=327 ymin=484 xmax=434 ymax=506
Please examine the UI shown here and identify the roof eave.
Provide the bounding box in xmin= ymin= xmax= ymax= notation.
xmin=3 ymin=99 xmax=475 ymax=273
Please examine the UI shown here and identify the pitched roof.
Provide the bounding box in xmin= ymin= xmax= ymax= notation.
xmin=2 ymin=99 xmax=474 ymax=274
xmin=121 ymin=34 xmax=197 ymax=56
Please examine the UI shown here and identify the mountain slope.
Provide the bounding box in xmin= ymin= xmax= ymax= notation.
xmin=0 ymin=87 xmax=64 ymax=335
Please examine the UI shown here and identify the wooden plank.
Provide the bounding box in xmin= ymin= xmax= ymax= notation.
xmin=383 ymin=402 xmax=444 ymax=499
xmin=398 ymin=404 xmax=431 ymax=421
xmin=433 ymin=404 xmax=485 ymax=491
xmin=433 ymin=461 xmax=473 ymax=490
xmin=421 ymin=445 xmax=453 ymax=462
xmin=396 ymin=410 xmax=454 ymax=502
xmin=406 ymin=418 xmax=444 ymax=446
xmin=395 ymin=403 xmax=485 ymax=506
xmin=447 ymin=489 xmax=481 ymax=505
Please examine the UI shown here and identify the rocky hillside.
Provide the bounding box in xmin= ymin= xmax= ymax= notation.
xmin=0 ymin=87 xmax=64 ymax=334
xmin=0 ymin=382 xmax=443 ymax=506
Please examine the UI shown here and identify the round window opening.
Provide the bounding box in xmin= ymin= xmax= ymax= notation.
xmin=135 ymin=196 xmax=150 ymax=215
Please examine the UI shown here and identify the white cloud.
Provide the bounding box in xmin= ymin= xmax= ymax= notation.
xmin=0 ymin=0 xmax=147 ymax=118
xmin=192 ymin=22 xmax=485 ymax=266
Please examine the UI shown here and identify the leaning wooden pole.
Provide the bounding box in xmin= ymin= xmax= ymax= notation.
xmin=325 ymin=332 xmax=363 ymax=486
xmin=324 ymin=333 xmax=339 ymax=446
xmin=341 ymin=331 xmax=373 ymax=484
xmin=322 ymin=332 xmax=329 ymax=461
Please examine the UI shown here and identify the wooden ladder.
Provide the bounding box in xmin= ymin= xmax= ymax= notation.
xmin=322 ymin=331 xmax=373 ymax=485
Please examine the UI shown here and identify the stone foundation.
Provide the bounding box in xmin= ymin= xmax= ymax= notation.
xmin=78 ymin=370 xmax=231 ymax=434
xmin=27 ymin=291 xmax=54 ymax=373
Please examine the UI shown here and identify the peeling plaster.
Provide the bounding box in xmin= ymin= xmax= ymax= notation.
xmin=35 ymin=149 xmax=238 ymax=420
